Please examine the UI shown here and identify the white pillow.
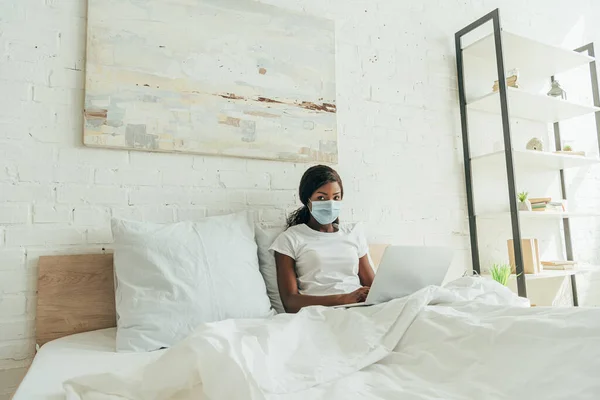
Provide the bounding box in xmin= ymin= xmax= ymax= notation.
xmin=255 ymin=225 xmax=286 ymax=313
xmin=112 ymin=212 xmax=274 ymax=352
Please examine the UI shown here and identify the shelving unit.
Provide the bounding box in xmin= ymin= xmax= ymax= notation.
xmin=455 ymin=9 xmax=600 ymax=305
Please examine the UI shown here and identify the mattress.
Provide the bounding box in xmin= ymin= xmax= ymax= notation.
xmin=13 ymin=328 xmax=164 ymax=400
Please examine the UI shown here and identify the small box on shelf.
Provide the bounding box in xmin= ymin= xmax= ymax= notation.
xmin=508 ymin=238 xmax=542 ymax=274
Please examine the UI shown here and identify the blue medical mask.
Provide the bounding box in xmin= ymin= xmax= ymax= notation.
xmin=309 ymin=200 xmax=342 ymax=225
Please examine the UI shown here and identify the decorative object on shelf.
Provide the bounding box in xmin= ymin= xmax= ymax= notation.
xmin=547 ymin=80 xmax=567 ymax=100
xmin=492 ymin=68 xmax=519 ymax=92
xmin=517 ymin=191 xmax=532 ymax=211
xmin=541 ymin=260 xmax=577 ymax=270
xmin=526 ymin=137 xmax=543 ymax=151
xmin=547 ymin=201 xmax=566 ymax=212
xmin=563 ymin=144 xmax=573 ymax=151
xmin=489 ymin=263 xmax=513 ymax=285
xmin=529 ymin=196 xmax=551 ymax=212
xmin=508 ymin=238 xmax=542 ymax=274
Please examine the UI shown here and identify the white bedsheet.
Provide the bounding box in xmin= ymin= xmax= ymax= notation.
xmin=13 ymin=328 xmax=163 ymax=400
xmin=64 ymin=277 xmax=600 ymax=400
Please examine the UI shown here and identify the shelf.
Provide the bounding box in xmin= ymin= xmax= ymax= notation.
xmin=483 ymin=271 xmax=574 ymax=281
xmin=463 ymin=31 xmax=594 ymax=77
xmin=468 ymin=87 xmax=600 ymax=123
xmin=472 ymin=150 xmax=600 ymax=170
xmin=484 ymin=267 xmax=596 ymax=282
xmin=513 ymin=270 xmax=577 ymax=280
xmin=478 ymin=211 xmax=600 ymax=219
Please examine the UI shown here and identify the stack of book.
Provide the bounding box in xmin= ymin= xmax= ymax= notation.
xmin=528 ymin=197 xmax=565 ymax=212
xmin=492 ymin=74 xmax=519 ymax=92
xmin=529 ymin=197 xmax=551 ymax=211
xmin=541 ymin=260 xmax=577 ymax=270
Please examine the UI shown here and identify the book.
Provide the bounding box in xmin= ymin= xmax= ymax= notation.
xmin=529 ymin=197 xmax=551 ymax=204
xmin=508 ymin=239 xmax=542 ymax=274
xmin=541 ymin=260 xmax=577 ymax=266
xmin=543 ymin=265 xmax=574 ymax=270
xmin=541 ymin=260 xmax=577 ymax=270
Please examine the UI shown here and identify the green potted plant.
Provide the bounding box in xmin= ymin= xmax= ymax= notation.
xmin=489 ymin=263 xmax=513 ymax=286
xmin=563 ymin=145 xmax=573 ymax=151
xmin=517 ymin=191 xmax=531 ymax=211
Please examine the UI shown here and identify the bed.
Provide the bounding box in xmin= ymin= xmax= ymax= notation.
xmin=13 ymin=328 xmax=162 ymax=400
xmin=14 ymin=246 xmax=390 ymax=399
xmin=14 ymin=249 xmax=600 ymax=400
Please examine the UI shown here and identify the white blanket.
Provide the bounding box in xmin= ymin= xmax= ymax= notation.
xmin=64 ymin=278 xmax=600 ymax=399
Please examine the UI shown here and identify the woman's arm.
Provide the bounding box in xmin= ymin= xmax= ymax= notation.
xmin=358 ymin=254 xmax=375 ymax=287
xmin=275 ymin=252 xmax=368 ymax=313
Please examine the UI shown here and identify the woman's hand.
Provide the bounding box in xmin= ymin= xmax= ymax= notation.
xmin=276 ymin=252 xmax=371 ymax=312
xmin=340 ymin=287 xmax=370 ymax=304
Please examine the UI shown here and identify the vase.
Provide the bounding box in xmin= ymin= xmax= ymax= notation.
xmin=547 ymin=80 xmax=567 ymax=100
xmin=526 ymin=137 xmax=543 ymax=151
xmin=518 ymin=200 xmax=532 ymax=211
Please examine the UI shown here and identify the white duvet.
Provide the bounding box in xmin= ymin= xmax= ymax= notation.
xmin=64 ymin=278 xmax=600 ymax=400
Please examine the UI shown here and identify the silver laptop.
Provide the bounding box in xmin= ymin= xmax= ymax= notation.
xmin=339 ymin=246 xmax=453 ymax=308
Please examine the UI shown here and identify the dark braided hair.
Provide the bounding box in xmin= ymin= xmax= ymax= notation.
xmin=286 ymin=165 xmax=344 ymax=228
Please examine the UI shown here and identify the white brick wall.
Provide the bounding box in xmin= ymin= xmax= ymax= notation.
xmin=95 ymin=169 xmax=161 ymax=187
xmin=33 ymin=204 xmax=71 ymax=224
xmin=73 ymin=206 xmax=110 ymax=226
xmin=219 ymin=171 xmax=271 ymax=190
xmin=1 ymin=0 xmax=600 ymax=397
xmin=0 ymin=205 xmax=29 ymax=225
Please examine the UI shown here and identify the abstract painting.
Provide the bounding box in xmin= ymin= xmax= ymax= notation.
xmin=83 ymin=0 xmax=337 ymax=163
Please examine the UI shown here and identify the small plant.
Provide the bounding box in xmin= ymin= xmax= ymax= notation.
xmin=489 ymin=263 xmax=512 ymax=286
xmin=563 ymin=145 xmax=573 ymax=151
xmin=518 ymin=191 xmax=528 ymax=203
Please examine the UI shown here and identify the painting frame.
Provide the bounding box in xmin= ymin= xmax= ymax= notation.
xmin=83 ymin=0 xmax=338 ymax=163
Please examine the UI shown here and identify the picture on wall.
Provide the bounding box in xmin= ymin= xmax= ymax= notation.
xmin=83 ymin=0 xmax=337 ymax=163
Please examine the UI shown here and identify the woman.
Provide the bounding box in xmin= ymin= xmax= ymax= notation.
xmin=270 ymin=165 xmax=375 ymax=313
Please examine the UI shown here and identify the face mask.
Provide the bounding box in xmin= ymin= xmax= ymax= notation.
xmin=309 ymin=200 xmax=342 ymax=225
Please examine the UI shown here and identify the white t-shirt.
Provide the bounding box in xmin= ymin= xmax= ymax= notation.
xmin=269 ymin=223 xmax=369 ymax=296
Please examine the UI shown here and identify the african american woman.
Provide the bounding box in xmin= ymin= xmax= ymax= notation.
xmin=270 ymin=165 xmax=375 ymax=313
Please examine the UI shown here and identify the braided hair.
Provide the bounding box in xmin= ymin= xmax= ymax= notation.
xmin=286 ymin=165 xmax=344 ymax=228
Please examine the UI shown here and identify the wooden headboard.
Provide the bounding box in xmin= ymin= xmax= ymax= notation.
xmin=368 ymin=244 xmax=389 ymax=271
xmin=36 ymin=254 xmax=117 ymax=346
xmin=35 ymin=244 xmax=388 ymax=346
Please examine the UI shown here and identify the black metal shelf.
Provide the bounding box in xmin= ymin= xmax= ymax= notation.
xmin=455 ymin=9 xmax=600 ymax=305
